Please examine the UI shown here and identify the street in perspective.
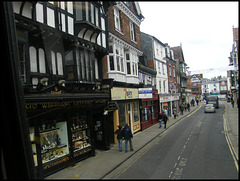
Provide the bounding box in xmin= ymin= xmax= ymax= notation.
xmin=47 ymin=101 xmax=238 ymax=179
xmin=1 ymin=2 xmax=238 ymax=179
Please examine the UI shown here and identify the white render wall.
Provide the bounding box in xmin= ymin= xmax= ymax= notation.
xmin=153 ymin=40 xmax=168 ymax=94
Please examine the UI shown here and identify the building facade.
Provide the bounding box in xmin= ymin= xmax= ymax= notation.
xmin=228 ymin=26 xmax=239 ymax=102
xmin=171 ymin=45 xmax=190 ymax=105
xmin=140 ymin=32 xmax=173 ymax=115
xmin=186 ymin=74 xmax=203 ymax=101
xmin=13 ymin=1 xmax=113 ymax=178
xmin=102 ymin=2 xmax=144 ymax=143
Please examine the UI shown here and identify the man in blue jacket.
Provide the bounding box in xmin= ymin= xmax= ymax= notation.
xmin=123 ymin=123 xmax=133 ymax=152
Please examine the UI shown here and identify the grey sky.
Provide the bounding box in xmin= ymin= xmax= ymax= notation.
xmin=139 ymin=1 xmax=239 ymax=78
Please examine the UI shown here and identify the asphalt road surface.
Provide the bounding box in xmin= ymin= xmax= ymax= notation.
xmin=110 ymin=102 xmax=238 ymax=179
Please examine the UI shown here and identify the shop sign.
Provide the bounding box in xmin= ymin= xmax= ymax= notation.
xmin=111 ymin=87 xmax=138 ymax=100
xmin=73 ymin=147 xmax=92 ymax=157
xmin=43 ymin=156 xmax=70 ymax=170
xmin=25 ymin=100 xmax=92 ymax=110
xmin=139 ymin=88 xmax=152 ymax=99
xmin=160 ymin=96 xmax=171 ymax=102
xmin=171 ymin=95 xmax=179 ymax=101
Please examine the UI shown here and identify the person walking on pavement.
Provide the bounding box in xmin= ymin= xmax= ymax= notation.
xmin=231 ymin=99 xmax=235 ymax=108
xmin=158 ymin=111 xmax=163 ymax=128
xmin=187 ymin=102 xmax=190 ymax=112
xmin=196 ymin=99 xmax=199 ymax=106
xmin=123 ymin=123 xmax=133 ymax=152
xmin=114 ymin=125 xmax=123 ymax=152
xmin=162 ymin=112 xmax=168 ymax=129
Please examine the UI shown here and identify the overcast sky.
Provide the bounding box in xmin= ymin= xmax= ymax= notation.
xmin=138 ymin=1 xmax=238 ymax=78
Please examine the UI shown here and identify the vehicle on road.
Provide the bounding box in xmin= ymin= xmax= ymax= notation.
xmin=204 ymin=104 xmax=216 ymax=113
xmin=206 ymin=95 xmax=219 ymax=108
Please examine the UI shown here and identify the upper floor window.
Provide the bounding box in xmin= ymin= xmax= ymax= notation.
xmin=114 ymin=8 xmax=121 ymax=31
xmin=169 ymin=65 xmax=172 ymax=76
xmin=173 ymin=67 xmax=176 ymax=77
xmin=29 ymin=46 xmax=46 ymax=74
xmin=158 ymin=61 xmax=161 ymax=74
xmin=18 ymin=42 xmax=26 ymax=83
xmin=108 ymin=44 xmax=125 ymax=73
xmin=130 ymin=21 xmax=136 ymax=42
xmin=162 ymin=63 xmax=165 ymax=75
xmin=51 ymin=51 xmax=63 ymax=76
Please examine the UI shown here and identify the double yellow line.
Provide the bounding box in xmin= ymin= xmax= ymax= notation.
xmin=223 ymin=104 xmax=239 ymax=172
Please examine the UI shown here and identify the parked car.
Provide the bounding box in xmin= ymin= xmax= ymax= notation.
xmin=204 ymin=104 xmax=216 ymax=113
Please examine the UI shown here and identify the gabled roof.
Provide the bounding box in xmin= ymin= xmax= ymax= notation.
xmin=140 ymin=31 xmax=166 ymax=47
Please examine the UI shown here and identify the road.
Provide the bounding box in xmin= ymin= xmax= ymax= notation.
xmin=107 ymin=102 xmax=238 ymax=179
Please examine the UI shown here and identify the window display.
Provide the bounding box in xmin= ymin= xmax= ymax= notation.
xmin=39 ymin=120 xmax=69 ymax=164
xmin=71 ymin=115 xmax=91 ymax=153
xmin=29 ymin=127 xmax=38 ymax=166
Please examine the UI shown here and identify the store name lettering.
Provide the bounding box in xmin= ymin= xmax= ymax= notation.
xmin=74 ymin=147 xmax=92 ymax=157
xmin=125 ymin=91 xmax=132 ymax=98
xmin=25 ymin=101 xmax=91 ymax=110
xmin=43 ymin=156 xmax=70 ymax=170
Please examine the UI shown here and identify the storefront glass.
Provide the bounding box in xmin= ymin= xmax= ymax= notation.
xmin=118 ymin=104 xmax=126 ymax=127
xmin=133 ymin=102 xmax=139 ymax=122
xmin=39 ymin=120 xmax=69 ymax=164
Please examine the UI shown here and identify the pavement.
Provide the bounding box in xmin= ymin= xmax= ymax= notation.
xmin=224 ymin=102 xmax=239 ymax=167
xmin=46 ymin=101 xmax=238 ymax=179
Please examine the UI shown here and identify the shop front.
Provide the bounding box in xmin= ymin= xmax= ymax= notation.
xmin=25 ymin=86 xmax=110 ymax=178
xmin=159 ymin=94 xmax=180 ymax=117
xmin=139 ymin=88 xmax=159 ymax=130
xmin=111 ymin=87 xmax=141 ymax=143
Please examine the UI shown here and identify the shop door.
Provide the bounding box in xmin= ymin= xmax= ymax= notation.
xmin=127 ymin=103 xmax=133 ymax=132
xmin=92 ymin=112 xmax=109 ymax=150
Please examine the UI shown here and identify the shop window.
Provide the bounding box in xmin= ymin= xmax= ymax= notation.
xmin=71 ymin=114 xmax=91 ymax=153
xmin=39 ymin=120 xmax=69 ymax=164
xmin=133 ymin=102 xmax=139 ymax=122
xmin=142 ymin=107 xmax=148 ymax=123
xmin=119 ymin=104 xmax=126 ymax=127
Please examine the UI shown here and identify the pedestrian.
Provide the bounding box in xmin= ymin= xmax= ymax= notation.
xmin=122 ymin=123 xmax=133 ymax=152
xmin=196 ymin=99 xmax=199 ymax=106
xmin=180 ymin=104 xmax=184 ymax=115
xmin=158 ymin=111 xmax=163 ymax=128
xmin=162 ymin=112 xmax=168 ymax=129
xmin=114 ymin=125 xmax=123 ymax=152
xmin=184 ymin=103 xmax=187 ymax=112
xmin=187 ymin=102 xmax=190 ymax=112
xmin=173 ymin=108 xmax=177 ymax=119
xmin=231 ymin=99 xmax=235 ymax=108
xmin=164 ymin=108 xmax=168 ymax=116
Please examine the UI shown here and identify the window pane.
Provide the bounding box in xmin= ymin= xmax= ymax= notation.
xmin=57 ymin=52 xmax=63 ymax=75
xmin=109 ymin=56 xmax=114 ymax=71
xmin=80 ymin=50 xmax=85 ymax=80
xmin=18 ymin=42 xmax=26 ymax=82
xmin=51 ymin=51 xmax=56 ymax=74
xmin=133 ymin=102 xmax=139 ymax=122
xmin=39 ymin=48 xmax=46 ymax=73
xmin=127 ymin=62 xmax=131 ymax=74
xmin=117 ymin=56 xmax=120 ymax=71
xmin=119 ymin=104 xmax=126 ymax=127
xmin=29 ymin=46 xmax=37 ymax=72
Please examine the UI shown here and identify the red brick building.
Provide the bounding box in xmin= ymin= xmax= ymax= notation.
xmin=187 ymin=74 xmax=203 ymax=99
